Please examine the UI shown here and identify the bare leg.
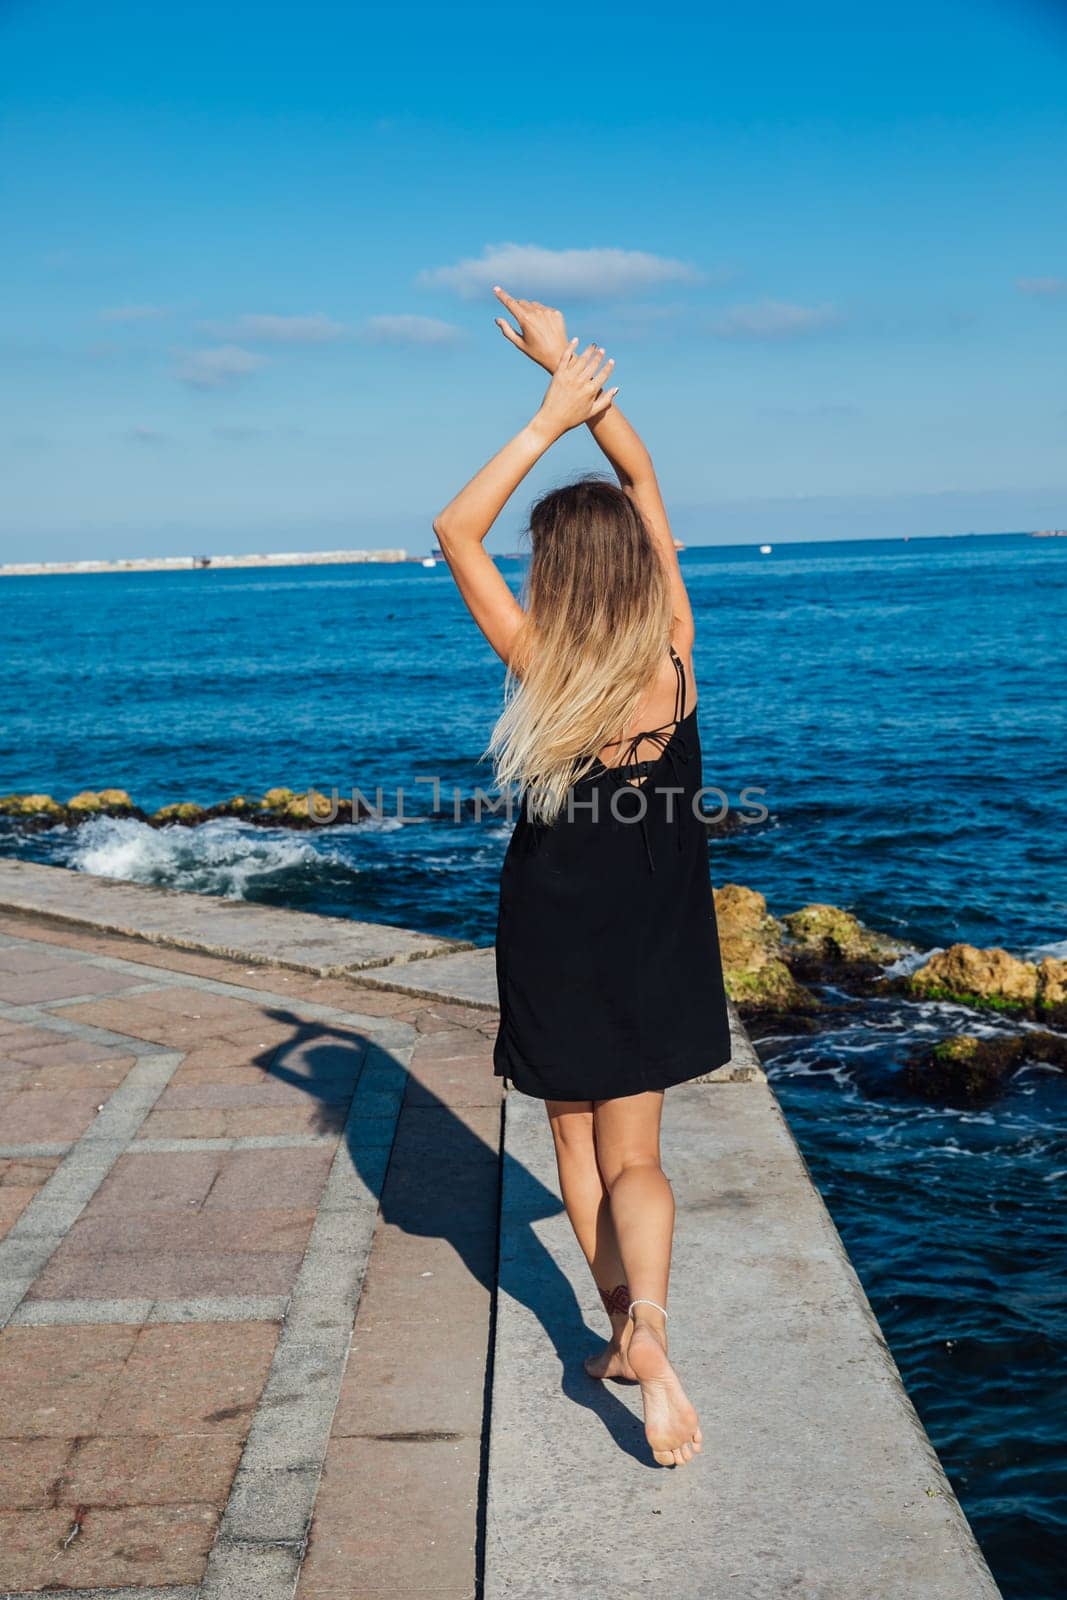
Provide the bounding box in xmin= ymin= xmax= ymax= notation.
xmin=593 ymin=1091 xmax=702 ymax=1466
xmin=545 ymin=1100 xmax=636 ymax=1380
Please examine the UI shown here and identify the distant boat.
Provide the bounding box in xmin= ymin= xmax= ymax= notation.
xmin=759 ymin=544 xmax=773 ymax=555
xmin=673 ymin=539 xmax=686 ymax=552
xmin=421 ymin=556 xmax=438 ymax=569
xmin=1033 ymin=529 xmax=1067 ymax=538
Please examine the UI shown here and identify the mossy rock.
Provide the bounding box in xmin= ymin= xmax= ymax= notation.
xmin=714 ymin=883 xmax=818 ymax=1019
xmin=66 ymin=789 xmax=135 ymax=816
xmin=260 ymin=787 xmax=297 ymax=811
xmin=908 ymin=943 xmax=1039 ymax=1013
xmin=1036 ymin=958 xmax=1067 ymax=1025
xmin=152 ymin=802 xmax=206 ymax=826
xmin=783 ymin=902 xmax=908 ymax=967
xmin=280 ymin=789 xmax=337 ymax=822
xmin=901 ymin=1030 xmax=1067 ymax=1105
xmin=0 ymin=793 xmax=66 ymax=819
xmin=203 ymin=796 xmax=256 ymax=820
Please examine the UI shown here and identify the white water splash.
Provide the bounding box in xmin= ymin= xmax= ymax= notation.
xmin=67 ymin=815 xmax=351 ymax=899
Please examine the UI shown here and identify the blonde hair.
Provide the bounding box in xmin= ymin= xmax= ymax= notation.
xmin=485 ymin=476 xmax=674 ymax=825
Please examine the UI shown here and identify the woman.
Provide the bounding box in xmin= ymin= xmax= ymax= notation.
xmin=433 ymin=287 xmax=733 ymax=1468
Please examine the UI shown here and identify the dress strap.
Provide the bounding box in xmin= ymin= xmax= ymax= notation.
xmin=668 ymin=645 xmax=686 ymax=722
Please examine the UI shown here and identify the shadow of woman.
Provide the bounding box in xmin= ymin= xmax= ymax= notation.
xmin=254 ymin=1006 xmax=651 ymax=1466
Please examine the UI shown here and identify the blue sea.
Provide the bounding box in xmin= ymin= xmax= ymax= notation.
xmin=2 ymin=532 xmax=1065 ymax=1596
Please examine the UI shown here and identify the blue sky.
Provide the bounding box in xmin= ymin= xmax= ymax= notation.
xmin=2 ymin=0 xmax=1065 ymax=558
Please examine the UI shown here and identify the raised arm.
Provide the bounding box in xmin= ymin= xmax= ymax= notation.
xmin=433 ymin=339 xmax=618 ymax=667
xmin=493 ymin=287 xmax=694 ymax=649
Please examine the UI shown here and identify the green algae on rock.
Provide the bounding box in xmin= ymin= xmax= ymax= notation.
xmin=0 ymin=793 xmax=66 ymax=820
xmin=66 ymin=788 xmax=137 ymax=816
xmin=783 ymin=902 xmax=913 ymax=984
xmin=906 ymin=943 xmax=1067 ymax=1022
xmin=152 ymin=801 xmax=207 ymax=826
xmin=713 ymin=883 xmax=819 ymax=1026
xmin=901 ymin=1029 xmax=1067 ymax=1105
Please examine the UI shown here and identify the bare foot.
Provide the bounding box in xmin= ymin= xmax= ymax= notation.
xmin=584 ymin=1332 xmax=637 ymax=1382
xmin=627 ymin=1321 xmax=703 ymax=1466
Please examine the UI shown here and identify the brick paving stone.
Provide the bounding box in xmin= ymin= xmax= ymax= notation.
xmin=102 ymin=1321 xmax=279 ymax=1435
xmin=0 ymin=1022 xmax=71 ymax=1055
xmin=0 ymin=1185 xmax=38 ymax=1237
xmin=405 ymin=1050 xmax=501 ymax=1109
xmin=58 ymin=1208 xmax=316 ymax=1257
xmin=394 ymin=1103 xmax=500 ymax=1163
xmin=135 ymin=1103 xmax=348 ymax=1140
xmin=0 ymin=1154 xmax=62 ymax=1186
xmin=7 ymin=1036 xmax=138 ymax=1069
xmin=169 ymin=1039 xmax=276 ymax=1076
xmin=408 ymin=1029 xmax=494 ymax=1063
xmin=0 ymin=945 xmax=67 ymax=973
xmin=0 ymin=1436 xmax=70 ymax=1507
xmin=170 ymin=1060 xmax=275 ymax=1087
xmin=55 ymin=1432 xmax=243 ymax=1506
xmin=130 ymin=989 xmax=268 ymax=1024
xmin=26 ymin=1248 xmax=305 ymax=1301
xmin=0 ymin=1087 xmax=112 ymax=1142
xmin=88 ymin=1151 xmax=223 ymax=1212
xmin=0 ymin=1325 xmax=139 ymax=1435
xmin=4 ymin=1053 xmax=138 ymax=1093
xmin=200 ymin=1146 xmax=335 ymax=1211
xmin=0 ymin=1502 xmax=220 ymax=1589
xmin=332 ymin=1244 xmax=491 ymax=1439
xmin=61 ymin=997 xmax=243 ymax=1047
xmin=154 ymin=1078 xmax=355 ymax=1111
xmin=0 ymin=966 xmax=146 ymax=1004
xmin=296 ymin=1434 xmax=481 ymax=1598
xmin=414 ymin=1003 xmax=493 ymax=1034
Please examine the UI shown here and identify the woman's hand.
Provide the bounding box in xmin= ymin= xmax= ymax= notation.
xmin=493 ymin=286 xmax=571 ymax=372
xmin=533 ymin=339 xmax=618 ymax=439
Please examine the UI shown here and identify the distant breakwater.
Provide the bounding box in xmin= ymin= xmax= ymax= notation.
xmin=0 ymin=548 xmax=409 ymax=577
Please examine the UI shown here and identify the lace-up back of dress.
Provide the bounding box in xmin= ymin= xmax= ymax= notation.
xmin=594 ymin=645 xmax=693 ymax=788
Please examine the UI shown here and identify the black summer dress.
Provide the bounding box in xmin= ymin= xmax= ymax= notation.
xmin=493 ymin=645 xmax=733 ymax=1101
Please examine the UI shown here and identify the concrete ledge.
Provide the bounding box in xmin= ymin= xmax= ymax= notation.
xmin=0 ymin=859 xmax=465 ymax=974
xmin=486 ymin=1083 xmax=1001 ymax=1598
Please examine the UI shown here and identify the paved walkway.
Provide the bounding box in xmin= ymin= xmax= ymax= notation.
xmin=0 ymin=864 xmax=1001 ymax=1599
xmin=0 ymin=910 xmax=499 ymax=1599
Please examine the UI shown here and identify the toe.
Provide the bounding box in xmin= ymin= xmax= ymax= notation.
xmin=653 ymin=1448 xmax=675 ymax=1467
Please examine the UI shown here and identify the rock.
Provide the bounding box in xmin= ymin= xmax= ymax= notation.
xmin=784 ymin=903 xmax=909 ymax=966
xmin=279 ymin=789 xmax=338 ymax=823
xmin=0 ymin=793 xmax=66 ymax=820
xmin=202 ymin=796 xmax=257 ymax=820
xmin=908 ymin=943 xmax=1039 ymax=1013
xmin=1036 ymin=959 xmax=1067 ymax=1026
xmin=260 ymin=787 xmax=297 ymax=811
xmin=152 ymin=802 xmax=206 ymax=826
xmin=901 ymin=1030 xmax=1067 ymax=1105
xmin=66 ymin=788 xmax=136 ymax=816
xmin=714 ymin=883 xmax=818 ymax=1023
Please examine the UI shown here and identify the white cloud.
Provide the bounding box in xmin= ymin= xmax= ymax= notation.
xmin=361 ymin=314 xmax=462 ymax=345
xmin=201 ymin=313 xmax=348 ymax=344
xmin=100 ymin=304 xmax=171 ymax=323
xmin=176 ymin=345 xmax=266 ymax=389
xmin=709 ymin=300 xmax=842 ymax=340
xmin=418 ymin=242 xmax=701 ymax=301
xmin=1016 ymin=276 xmax=1067 ymax=298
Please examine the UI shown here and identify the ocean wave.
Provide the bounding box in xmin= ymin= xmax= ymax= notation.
xmin=66 ymin=815 xmax=354 ymax=900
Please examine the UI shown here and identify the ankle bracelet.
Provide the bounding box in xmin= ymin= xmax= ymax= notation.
xmin=628 ymin=1298 xmax=668 ymax=1322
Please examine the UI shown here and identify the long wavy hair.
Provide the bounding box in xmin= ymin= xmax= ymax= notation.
xmin=485 ymin=475 xmax=674 ymax=825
